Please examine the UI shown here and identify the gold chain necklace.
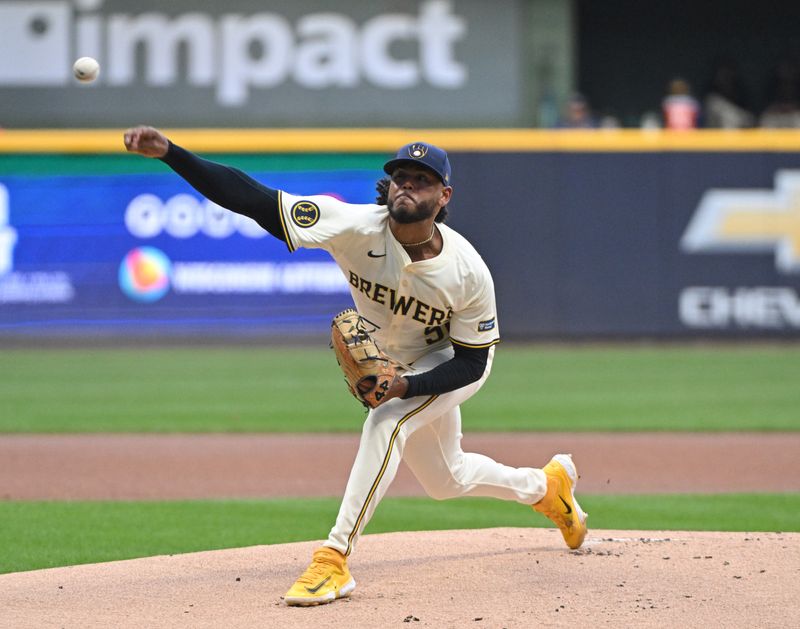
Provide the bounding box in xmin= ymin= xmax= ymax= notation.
xmin=399 ymin=225 xmax=436 ymax=247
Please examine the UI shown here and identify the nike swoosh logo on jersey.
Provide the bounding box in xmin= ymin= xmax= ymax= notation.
xmin=367 ymin=250 xmax=386 ymax=258
xmin=559 ymin=495 xmax=573 ymax=515
xmin=305 ymin=575 xmax=331 ymax=594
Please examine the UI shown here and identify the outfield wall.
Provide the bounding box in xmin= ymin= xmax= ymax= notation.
xmin=1 ymin=130 xmax=799 ymax=338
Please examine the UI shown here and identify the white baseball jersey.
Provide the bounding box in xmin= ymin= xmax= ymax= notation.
xmin=276 ymin=191 xmax=549 ymax=562
xmin=277 ymin=191 xmax=500 ymax=366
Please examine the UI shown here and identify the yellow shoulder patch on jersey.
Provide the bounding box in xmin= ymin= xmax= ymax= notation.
xmin=291 ymin=200 xmax=320 ymax=228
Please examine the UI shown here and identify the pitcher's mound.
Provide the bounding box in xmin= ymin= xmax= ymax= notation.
xmin=3 ymin=527 xmax=797 ymax=628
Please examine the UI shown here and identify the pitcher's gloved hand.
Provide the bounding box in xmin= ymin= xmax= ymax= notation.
xmin=330 ymin=309 xmax=405 ymax=408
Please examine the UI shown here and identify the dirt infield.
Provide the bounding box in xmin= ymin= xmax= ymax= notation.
xmin=3 ymin=432 xmax=799 ymax=627
xmin=3 ymin=528 xmax=798 ymax=628
xmin=2 ymin=432 xmax=800 ymax=499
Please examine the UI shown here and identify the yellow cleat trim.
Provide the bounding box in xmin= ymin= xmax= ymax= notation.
xmin=284 ymin=547 xmax=356 ymax=606
xmin=533 ymin=454 xmax=588 ymax=550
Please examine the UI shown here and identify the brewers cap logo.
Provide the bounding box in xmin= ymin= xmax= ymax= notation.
xmin=291 ymin=200 xmax=320 ymax=228
xmin=408 ymin=144 xmax=429 ymax=159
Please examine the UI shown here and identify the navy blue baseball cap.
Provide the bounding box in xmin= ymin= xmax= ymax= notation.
xmin=383 ymin=142 xmax=452 ymax=186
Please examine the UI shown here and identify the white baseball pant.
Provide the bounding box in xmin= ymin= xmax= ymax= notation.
xmin=325 ymin=346 xmax=548 ymax=557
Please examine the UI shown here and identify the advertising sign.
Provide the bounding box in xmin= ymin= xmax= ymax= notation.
xmin=3 ymin=147 xmax=799 ymax=338
xmin=449 ymin=150 xmax=800 ymax=337
xmin=678 ymin=170 xmax=800 ymax=330
xmin=0 ymin=0 xmax=523 ymax=127
xmin=0 ymin=168 xmax=378 ymax=334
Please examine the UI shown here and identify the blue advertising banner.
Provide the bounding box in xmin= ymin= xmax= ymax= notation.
xmin=2 ymin=146 xmax=800 ymax=338
xmin=450 ymin=151 xmax=800 ymax=337
xmin=0 ymin=169 xmax=379 ymax=334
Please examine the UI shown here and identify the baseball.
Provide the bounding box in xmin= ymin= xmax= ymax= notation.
xmin=73 ymin=57 xmax=100 ymax=83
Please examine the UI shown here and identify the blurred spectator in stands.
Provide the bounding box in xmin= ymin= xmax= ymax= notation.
xmin=703 ymin=60 xmax=755 ymax=128
xmin=640 ymin=111 xmax=662 ymax=129
xmin=662 ymin=77 xmax=701 ymax=129
xmin=598 ymin=112 xmax=621 ymax=129
xmin=759 ymin=59 xmax=800 ymax=128
xmin=557 ymin=92 xmax=598 ymax=128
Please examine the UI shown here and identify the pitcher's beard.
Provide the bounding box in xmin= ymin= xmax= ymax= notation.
xmin=387 ymin=197 xmax=438 ymax=224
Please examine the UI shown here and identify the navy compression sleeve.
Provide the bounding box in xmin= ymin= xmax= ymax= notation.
xmin=402 ymin=344 xmax=490 ymax=398
xmin=160 ymin=142 xmax=285 ymax=241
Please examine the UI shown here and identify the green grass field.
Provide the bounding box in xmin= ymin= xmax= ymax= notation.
xmin=2 ymin=343 xmax=798 ymax=575
xmin=2 ymin=494 xmax=798 ymax=574
xmin=1 ymin=344 xmax=798 ymax=432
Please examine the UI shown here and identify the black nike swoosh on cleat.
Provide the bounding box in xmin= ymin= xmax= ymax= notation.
xmin=559 ymin=496 xmax=573 ymax=514
xmin=305 ymin=576 xmax=331 ymax=594
xmin=367 ymin=250 xmax=386 ymax=258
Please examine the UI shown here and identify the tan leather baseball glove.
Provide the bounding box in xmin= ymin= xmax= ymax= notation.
xmin=330 ymin=309 xmax=398 ymax=408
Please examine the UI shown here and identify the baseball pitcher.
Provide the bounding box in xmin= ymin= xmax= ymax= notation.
xmin=123 ymin=127 xmax=588 ymax=606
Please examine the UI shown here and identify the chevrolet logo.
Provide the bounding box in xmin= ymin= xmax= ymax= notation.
xmin=681 ymin=170 xmax=800 ymax=274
